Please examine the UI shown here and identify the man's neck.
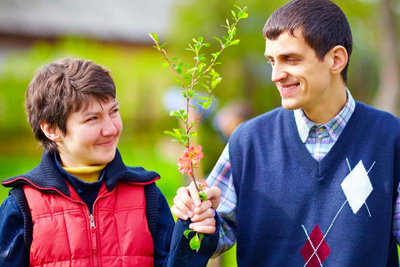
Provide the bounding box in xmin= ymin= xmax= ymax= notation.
xmin=303 ymin=85 xmax=347 ymax=124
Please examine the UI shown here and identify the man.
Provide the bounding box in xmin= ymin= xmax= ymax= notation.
xmin=171 ymin=0 xmax=400 ymax=266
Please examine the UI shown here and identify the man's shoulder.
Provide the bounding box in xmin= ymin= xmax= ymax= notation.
xmin=234 ymin=106 xmax=286 ymax=132
xmin=357 ymin=101 xmax=400 ymax=129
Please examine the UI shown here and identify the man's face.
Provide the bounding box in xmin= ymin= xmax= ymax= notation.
xmin=264 ymin=29 xmax=333 ymax=113
xmin=56 ymin=97 xmax=122 ymax=167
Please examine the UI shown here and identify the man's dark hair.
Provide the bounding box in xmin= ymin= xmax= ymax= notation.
xmin=25 ymin=58 xmax=116 ymax=153
xmin=263 ymin=0 xmax=353 ymax=83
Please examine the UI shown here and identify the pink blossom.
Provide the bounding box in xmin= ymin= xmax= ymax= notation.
xmin=178 ymin=155 xmax=192 ymax=175
xmin=177 ymin=145 xmax=204 ymax=175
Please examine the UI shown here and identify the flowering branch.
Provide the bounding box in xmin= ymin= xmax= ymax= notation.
xmin=149 ymin=4 xmax=248 ymax=251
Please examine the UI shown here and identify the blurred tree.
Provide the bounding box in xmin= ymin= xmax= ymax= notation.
xmin=373 ymin=0 xmax=400 ymax=116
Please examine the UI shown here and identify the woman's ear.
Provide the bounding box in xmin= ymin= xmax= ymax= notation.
xmin=40 ymin=122 xmax=61 ymax=142
xmin=328 ymin=45 xmax=348 ymax=75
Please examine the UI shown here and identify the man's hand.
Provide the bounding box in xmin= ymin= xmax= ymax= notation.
xmin=171 ymin=182 xmax=221 ymax=234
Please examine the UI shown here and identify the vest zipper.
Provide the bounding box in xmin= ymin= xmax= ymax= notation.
xmin=89 ymin=213 xmax=98 ymax=266
xmin=90 ymin=189 xmax=113 ymax=267
xmin=90 ymin=214 xmax=96 ymax=229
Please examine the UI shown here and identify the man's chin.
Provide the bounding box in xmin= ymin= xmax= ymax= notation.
xmin=281 ymin=99 xmax=300 ymax=110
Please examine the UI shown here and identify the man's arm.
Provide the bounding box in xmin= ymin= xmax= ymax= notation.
xmin=206 ymin=144 xmax=238 ymax=256
xmin=0 ymin=195 xmax=29 ymax=267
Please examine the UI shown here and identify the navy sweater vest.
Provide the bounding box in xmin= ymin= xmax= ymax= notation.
xmin=229 ymin=102 xmax=400 ymax=267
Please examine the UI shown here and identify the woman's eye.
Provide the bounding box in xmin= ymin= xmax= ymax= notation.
xmin=86 ymin=117 xmax=97 ymax=122
xmin=111 ymin=108 xmax=119 ymax=114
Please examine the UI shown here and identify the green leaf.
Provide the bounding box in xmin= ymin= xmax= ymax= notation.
xmin=171 ymin=57 xmax=179 ymax=62
xmin=212 ymin=77 xmax=223 ymax=89
xmin=234 ymin=4 xmax=241 ymax=10
xmin=202 ymin=101 xmax=212 ymax=109
xmin=194 ymin=44 xmax=201 ymax=51
xmin=163 ymin=62 xmax=169 ymax=68
xmin=198 ymin=63 xmax=206 ymax=73
xmin=230 ymin=39 xmax=240 ymax=45
xmin=164 ymin=130 xmax=179 ymax=139
xmin=238 ymin=11 xmax=248 ymax=19
xmin=186 ymin=67 xmax=198 ymax=73
xmin=148 ymin=32 xmax=159 ymax=43
xmin=201 ymin=83 xmax=210 ymax=90
xmin=196 ymin=96 xmax=209 ymax=101
xmin=174 ymin=78 xmax=181 ymax=84
xmin=189 ymin=132 xmax=197 ymax=137
xmin=184 ymin=230 xmax=194 ymax=239
xmin=173 ymin=129 xmax=182 ymax=138
xmin=169 ymin=111 xmax=181 ymax=118
xmin=199 ymin=233 xmax=204 ymax=240
xmin=231 ymin=10 xmax=237 ymax=20
xmin=211 ymin=53 xmax=219 ymax=60
xmin=199 ymin=56 xmax=206 ymax=61
xmin=213 ymin=36 xmax=223 ymax=45
xmin=204 ymin=43 xmax=211 ymax=47
xmin=159 ymin=43 xmax=167 ymax=49
xmin=176 ymin=68 xmax=182 ymax=75
xmin=214 ymin=62 xmax=221 ymax=65
xmin=189 ymin=233 xmax=201 ymax=251
xmin=192 ymin=38 xmax=198 ymax=43
xmin=198 ymin=37 xmax=203 ymax=43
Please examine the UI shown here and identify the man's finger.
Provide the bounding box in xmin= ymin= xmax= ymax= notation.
xmin=203 ymin=186 xmax=221 ymax=209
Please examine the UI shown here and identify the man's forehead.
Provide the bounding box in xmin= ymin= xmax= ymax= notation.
xmin=264 ymin=29 xmax=307 ymax=57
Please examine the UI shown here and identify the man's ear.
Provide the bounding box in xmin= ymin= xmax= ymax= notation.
xmin=40 ymin=122 xmax=61 ymax=142
xmin=328 ymin=45 xmax=348 ymax=75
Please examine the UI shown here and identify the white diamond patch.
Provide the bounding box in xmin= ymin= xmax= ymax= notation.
xmin=341 ymin=160 xmax=373 ymax=214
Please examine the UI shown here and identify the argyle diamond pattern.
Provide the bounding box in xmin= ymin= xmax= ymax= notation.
xmin=341 ymin=160 xmax=373 ymax=214
xmin=301 ymin=225 xmax=330 ymax=267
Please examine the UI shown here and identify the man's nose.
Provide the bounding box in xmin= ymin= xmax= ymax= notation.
xmin=271 ymin=64 xmax=288 ymax=83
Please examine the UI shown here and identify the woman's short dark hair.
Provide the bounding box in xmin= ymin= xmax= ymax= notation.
xmin=25 ymin=58 xmax=116 ymax=153
xmin=263 ymin=0 xmax=353 ymax=83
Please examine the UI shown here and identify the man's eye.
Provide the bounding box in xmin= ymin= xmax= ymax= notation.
xmin=287 ymin=57 xmax=299 ymax=62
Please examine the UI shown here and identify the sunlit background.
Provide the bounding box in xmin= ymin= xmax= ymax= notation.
xmin=0 ymin=0 xmax=399 ymax=266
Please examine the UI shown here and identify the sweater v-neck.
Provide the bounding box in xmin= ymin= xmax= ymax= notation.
xmin=284 ymin=101 xmax=367 ymax=179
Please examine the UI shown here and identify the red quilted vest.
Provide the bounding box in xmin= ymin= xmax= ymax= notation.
xmin=23 ymin=181 xmax=154 ymax=267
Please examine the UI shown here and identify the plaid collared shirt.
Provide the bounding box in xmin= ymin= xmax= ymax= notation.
xmin=207 ymin=89 xmax=357 ymax=255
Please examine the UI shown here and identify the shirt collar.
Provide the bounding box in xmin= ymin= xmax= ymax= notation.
xmin=294 ymin=88 xmax=356 ymax=143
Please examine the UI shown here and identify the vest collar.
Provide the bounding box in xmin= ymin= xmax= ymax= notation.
xmin=2 ymin=149 xmax=160 ymax=196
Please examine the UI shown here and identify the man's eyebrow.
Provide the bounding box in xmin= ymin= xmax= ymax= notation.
xmin=81 ymin=101 xmax=119 ymax=117
xmin=264 ymin=52 xmax=302 ymax=58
